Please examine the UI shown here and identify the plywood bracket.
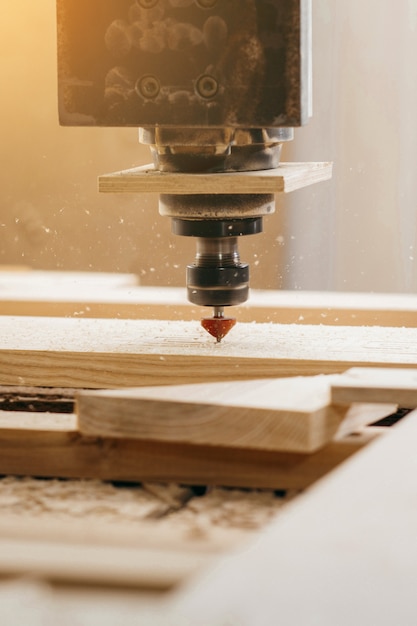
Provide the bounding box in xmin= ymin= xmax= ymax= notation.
xmin=98 ymin=162 xmax=333 ymax=195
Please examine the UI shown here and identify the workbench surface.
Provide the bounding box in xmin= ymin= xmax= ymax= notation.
xmin=2 ymin=270 xmax=417 ymax=624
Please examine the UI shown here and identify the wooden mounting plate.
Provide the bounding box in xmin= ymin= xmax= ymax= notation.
xmin=98 ymin=162 xmax=333 ymax=195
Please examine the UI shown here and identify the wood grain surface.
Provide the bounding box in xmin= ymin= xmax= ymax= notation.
xmin=4 ymin=273 xmax=417 ymax=327
xmin=2 ymin=316 xmax=417 ymax=389
xmin=172 ymin=410 xmax=417 ymax=625
xmin=0 ymin=411 xmax=386 ymax=489
xmin=77 ymin=376 xmax=394 ymax=453
xmin=4 ymin=269 xmax=417 ymax=328
xmin=331 ymin=367 xmax=417 ymax=406
xmin=98 ymin=162 xmax=333 ymax=195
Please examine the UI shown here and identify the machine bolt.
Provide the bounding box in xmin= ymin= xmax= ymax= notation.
xmin=136 ymin=75 xmax=160 ymax=100
xmin=196 ymin=74 xmax=218 ymax=99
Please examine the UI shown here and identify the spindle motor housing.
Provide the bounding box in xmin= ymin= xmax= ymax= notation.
xmin=56 ymin=0 xmax=312 ymax=315
xmin=57 ymin=0 xmax=311 ymax=129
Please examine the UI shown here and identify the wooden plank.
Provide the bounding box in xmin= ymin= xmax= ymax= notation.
xmin=0 ymin=502 xmax=247 ymax=555
xmin=0 ymin=270 xmax=137 ymax=290
xmin=172 ymin=410 xmax=417 ymax=625
xmin=331 ymin=367 xmax=417 ymax=406
xmin=0 ymin=481 xmax=272 ymax=549
xmin=77 ymin=376 xmax=394 ymax=453
xmin=4 ymin=280 xmax=417 ymax=327
xmin=0 ymin=537 xmax=212 ymax=589
xmin=0 ymin=411 xmax=387 ymax=489
xmin=2 ymin=316 xmax=417 ymax=389
xmin=0 ymin=266 xmax=31 ymax=272
xmin=0 ymin=476 xmax=233 ymax=590
xmin=98 ymin=162 xmax=333 ymax=195
xmin=0 ymin=473 xmax=288 ymax=540
xmin=0 ymin=478 xmax=285 ymax=590
xmin=0 ymin=477 xmax=282 ymax=590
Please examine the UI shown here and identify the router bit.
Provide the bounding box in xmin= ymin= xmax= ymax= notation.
xmin=201 ymin=307 xmax=236 ymax=343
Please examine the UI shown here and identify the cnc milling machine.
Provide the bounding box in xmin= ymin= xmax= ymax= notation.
xmin=56 ymin=0 xmax=312 ymax=340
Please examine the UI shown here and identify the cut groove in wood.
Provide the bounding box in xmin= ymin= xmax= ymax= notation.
xmin=98 ymin=162 xmax=333 ymax=195
xmin=77 ymin=376 xmax=395 ymax=453
xmin=331 ymin=367 xmax=417 ymax=406
xmin=0 ymin=411 xmax=387 ymax=489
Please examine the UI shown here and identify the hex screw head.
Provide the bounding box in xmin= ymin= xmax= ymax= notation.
xmin=136 ymin=75 xmax=161 ymax=99
xmin=196 ymin=74 xmax=218 ymax=99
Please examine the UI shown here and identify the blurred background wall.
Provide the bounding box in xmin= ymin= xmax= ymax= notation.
xmin=0 ymin=0 xmax=286 ymax=288
xmin=1 ymin=1 xmax=417 ymax=293
xmin=285 ymin=0 xmax=417 ymax=293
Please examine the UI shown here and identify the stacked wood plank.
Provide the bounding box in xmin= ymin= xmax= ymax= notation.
xmin=2 ymin=316 xmax=417 ymax=389
xmin=3 ymin=270 xmax=417 ymax=327
xmin=77 ymin=376 xmax=393 ymax=453
xmin=172 ymin=407 xmax=417 ymax=626
xmin=0 ymin=476 xmax=265 ymax=588
xmin=0 ymin=409 xmax=386 ymax=489
xmin=3 ymin=277 xmax=417 ymax=601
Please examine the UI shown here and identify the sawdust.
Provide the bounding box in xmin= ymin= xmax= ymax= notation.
xmin=159 ymin=487 xmax=293 ymax=537
xmin=0 ymin=476 xmax=192 ymax=523
xmin=0 ymin=477 xmax=293 ymax=535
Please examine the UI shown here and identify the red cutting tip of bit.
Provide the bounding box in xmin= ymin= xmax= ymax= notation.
xmin=201 ymin=316 xmax=236 ymax=343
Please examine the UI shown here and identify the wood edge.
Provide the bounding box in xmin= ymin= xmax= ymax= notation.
xmin=4 ymin=287 xmax=417 ymax=328
xmin=0 ymin=511 xmax=247 ymax=554
xmin=76 ymin=393 xmax=342 ymax=454
xmin=98 ymin=162 xmax=332 ymax=178
xmin=0 ymin=538 xmax=211 ymax=589
xmin=98 ymin=161 xmax=333 ymax=194
xmin=331 ymin=385 xmax=417 ymax=407
xmin=0 ymin=410 xmax=384 ymax=489
xmin=167 ymin=410 xmax=417 ymax=622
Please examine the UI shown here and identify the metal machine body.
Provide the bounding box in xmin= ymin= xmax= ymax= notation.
xmin=57 ymin=0 xmax=312 ymax=338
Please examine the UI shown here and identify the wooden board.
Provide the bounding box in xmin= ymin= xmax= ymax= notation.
xmin=4 ymin=274 xmax=417 ymax=328
xmin=77 ymin=376 xmax=394 ymax=453
xmin=0 ymin=411 xmax=387 ymax=489
xmin=98 ymin=162 xmax=333 ymax=195
xmin=0 ymin=536 xmax=212 ymax=590
xmin=172 ymin=410 xmax=417 ymax=625
xmin=0 ymin=484 xmax=249 ymax=589
xmin=0 ymin=473 xmax=289 ymax=590
xmin=331 ymin=367 xmax=417 ymax=406
xmin=2 ymin=316 xmax=417 ymax=389
xmin=0 ymin=270 xmax=137 ymax=290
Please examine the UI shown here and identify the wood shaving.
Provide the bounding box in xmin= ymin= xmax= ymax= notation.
xmin=0 ymin=476 xmax=179 ymax=523
xmin=0 ymin=477 xmax=292 ymax=535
